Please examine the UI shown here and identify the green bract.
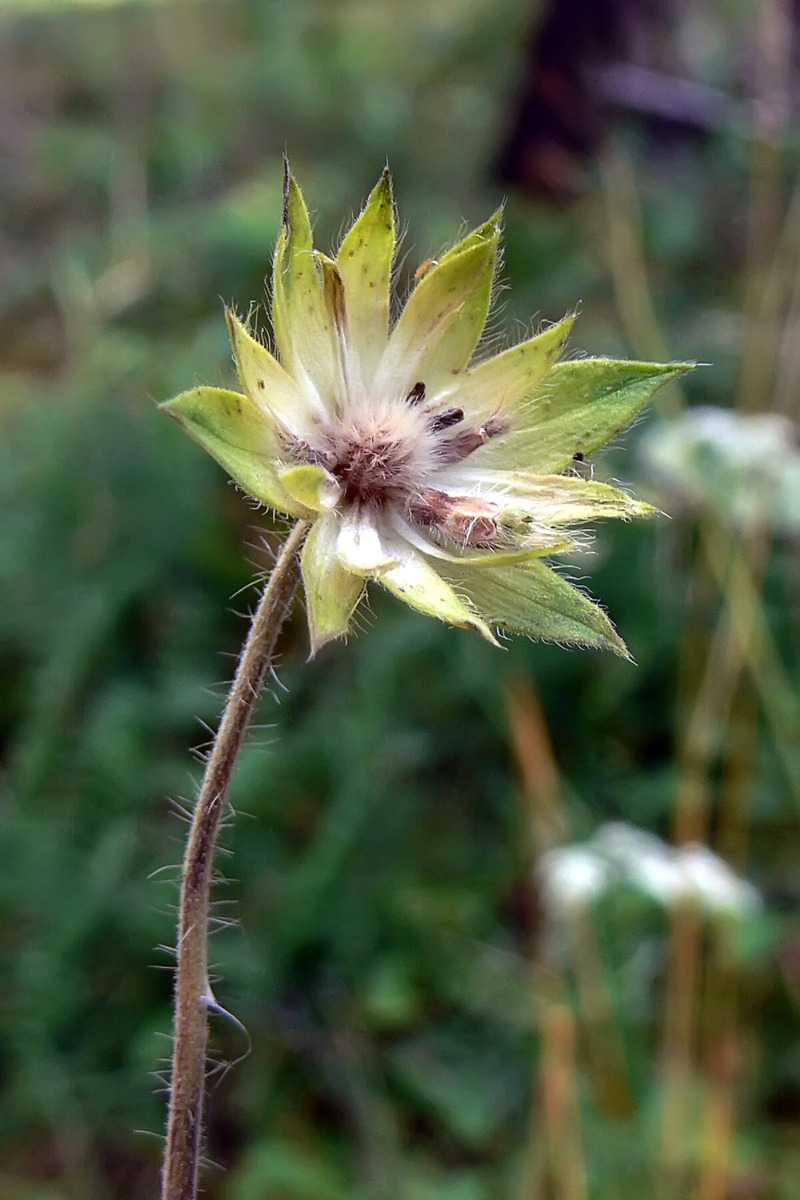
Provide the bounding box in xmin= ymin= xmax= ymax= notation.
xmin=162 ymin=166 xmax=689 ymax=656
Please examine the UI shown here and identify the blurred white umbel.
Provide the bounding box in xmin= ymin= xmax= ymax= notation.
xmin=539 ymin=820 xmax=761 ymax=920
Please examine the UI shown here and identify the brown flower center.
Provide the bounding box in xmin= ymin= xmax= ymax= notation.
xmin=283 ymin=382 xmax=509 ymax=531
xmin=329 ymin=430 xmax=415 ymax=505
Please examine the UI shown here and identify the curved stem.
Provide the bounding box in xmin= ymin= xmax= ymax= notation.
xmin=162 ymin=519 xmax=309 ymax=1200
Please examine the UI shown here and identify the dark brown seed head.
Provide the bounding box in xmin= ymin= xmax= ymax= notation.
xmin=429 ymin=407 xmax=464 ymax=433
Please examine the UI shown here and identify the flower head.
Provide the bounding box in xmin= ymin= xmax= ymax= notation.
xmin=162 ymin=165 xmax=688 ymax=655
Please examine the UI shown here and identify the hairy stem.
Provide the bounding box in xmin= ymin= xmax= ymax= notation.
xmin=162 ymin=519 xmax=309 ymax=1200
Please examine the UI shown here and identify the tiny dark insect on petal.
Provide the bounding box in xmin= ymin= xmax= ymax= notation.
xmin=430 ymin=407 xmax=464 ymax=432
xmin=406 ymin=381 xmax=426 ymax=405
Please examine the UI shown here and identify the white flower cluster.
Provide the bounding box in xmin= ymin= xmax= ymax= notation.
xmin=539 ymin=821 xmax=761 ymax=920
xmin=641 ymin=406 xmax=800 ymax=532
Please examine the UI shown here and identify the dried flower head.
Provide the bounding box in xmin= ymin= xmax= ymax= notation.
xmin=162 ymin=165 xmax=688 ymax=655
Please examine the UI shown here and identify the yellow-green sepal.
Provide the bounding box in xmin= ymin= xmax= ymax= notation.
xmin=409 ymin=538 xmax=574 ymax=567
xmin=225 ymin=308 xmax=312 ymax=428
xmin=472 ymin=359 xmax=693 ymax=473
xmin=456 ymin=542 xmax=575 ymax=564
xmin=378 ymin=546 xmax=499 ymax=645
xmin=495 ymin=473 xmax=659 ymax=525
xmin=337 ymin=169 xmax=395 ymax=385
xmin=452 ymin=315 xmax=574 ymax=419
xmin=416 ymin=210 xmax=503 ymax=392
xmin=302 ymin=513 xmax=364 ymax=654
xmin=272 ymin=164 xmax=339 ymax=405
xmin=160 ymin=386 xmax=308 ymax=516
xmin=438 ymin=556 xmax=631 ymax=657
xmin=279 ymin=464 xmax=341 ymax=512
xmin=375 ymin=213 xmax=502 ymax=399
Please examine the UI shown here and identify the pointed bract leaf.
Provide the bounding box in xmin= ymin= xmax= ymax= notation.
xmin=504 ymin=474 xmax=658 ymax=524
xmin=160 ymin=387 xmax=308 ymax=516
xmin=414 ymin=211 xmax=503 ymax=396
xmin=272 ymin=170 xmax=313 ymax=355
xmin=337 ymin=169 xmax=395 ymax=387
xmin=302 ymin=513 xmax=364 ymax=654
xmin=437 ymin=469 xmax=657 ymax=525
xmin=225 ymin=308 xmax=312 ymax=431
xmin=438 ymin=556 xmax=631 ymax=656
xmin=470 ymin=359 xmax=692 ymax=473
xmin=375 ymin=218 xmax=500 ymax=400
xmin=272 ymin=168 xmax=340 ymax=409
xmin=448 ymin=316 xmax=574 ymax=418
xmin=379 ymin=546 xmax=499 ymax=644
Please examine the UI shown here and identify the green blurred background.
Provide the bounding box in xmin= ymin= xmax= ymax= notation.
xmin=1 ymin=1 xmax=799 ymax=1198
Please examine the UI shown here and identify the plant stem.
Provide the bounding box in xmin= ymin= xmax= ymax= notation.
xmin=162 ymin=519 xmax=309 ymax=1200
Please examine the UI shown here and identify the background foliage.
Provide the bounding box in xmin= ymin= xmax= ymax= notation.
xmin=1 ymin=1 xmax=799 ymax=1198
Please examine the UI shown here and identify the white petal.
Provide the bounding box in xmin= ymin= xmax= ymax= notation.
xmin=373 ymin=219 xmax=499 ymax=401
xmin=435 ymin=316 xmax=573 ymax=415
xmin=335 ymin=509 xmax=400 ymax=574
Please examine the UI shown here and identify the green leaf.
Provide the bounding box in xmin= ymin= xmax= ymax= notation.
xmin=337 ymin=169 xmax=395 ymax=387
xmin=160 ymin=386 xmax=307 ymax=515
xmin=437 ymin=555 xmax=631 ymax=656
xmin=470 ymin=358 xmax=692 ymax=473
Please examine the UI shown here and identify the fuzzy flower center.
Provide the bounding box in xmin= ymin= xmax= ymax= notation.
xmin=293 ymin=384 xmax=506 ymax=502
xmin=285 ymin=382 xmax=510 ymax=545
xmin=328 ymin=426 xmax=419 ymax=505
